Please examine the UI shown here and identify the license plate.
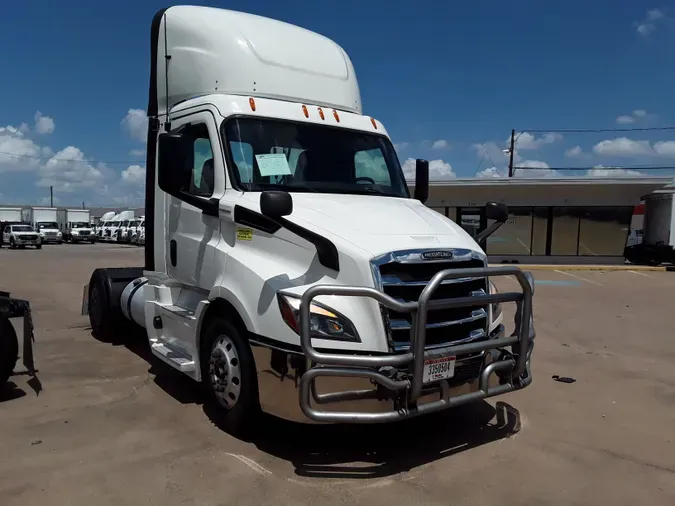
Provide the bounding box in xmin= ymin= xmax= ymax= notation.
xmin=423 ymin=356 xmax=456 ymax=384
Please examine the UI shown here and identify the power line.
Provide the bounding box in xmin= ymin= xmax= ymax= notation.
xmin=523 ymin=126 xmax=675 ymax=134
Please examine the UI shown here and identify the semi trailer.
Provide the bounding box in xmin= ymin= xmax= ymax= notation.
xmin=83 ymin=5 xmax=536 ymax=435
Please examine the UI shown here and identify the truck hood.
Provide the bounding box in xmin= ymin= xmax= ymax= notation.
xmin=240 ymin=192 xmax=482 ymax=257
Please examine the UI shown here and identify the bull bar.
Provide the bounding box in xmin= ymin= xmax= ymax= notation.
xmin=298 ymin=266 xmax=535 ymax=423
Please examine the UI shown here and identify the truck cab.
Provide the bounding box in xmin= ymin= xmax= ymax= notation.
xmin=84 ymin=5 xmax=535 ymax=435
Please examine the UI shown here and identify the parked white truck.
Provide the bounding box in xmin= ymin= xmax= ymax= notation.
xmin=625 ymin=186 xmax=675 ymax=266
xmin=21 ymin=207 xmax=62 ymax=244
xmin=83 ymin=6 xmax=535 ymax=435
xmin=57 ymin=209 xmax=96 ymax=244
xmin=0 ymin=207 xmax=23 ymax=247
xmin=97 ymin=211 xmax=116 ymax=241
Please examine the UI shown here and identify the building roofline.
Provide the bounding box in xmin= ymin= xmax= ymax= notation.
xmin=420 ymin=176 xmax=674 ymax=187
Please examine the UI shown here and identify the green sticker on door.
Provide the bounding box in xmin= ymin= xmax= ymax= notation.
xmin=236 ymin=227 xmax=253 ymax=241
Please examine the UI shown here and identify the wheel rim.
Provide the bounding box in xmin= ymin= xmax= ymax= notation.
xmin=209 ymin=335 xmax=242 ymax=409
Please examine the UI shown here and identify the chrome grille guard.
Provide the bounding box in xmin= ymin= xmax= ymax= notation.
xmin=298 ymin=266 xmax=535 ymax=423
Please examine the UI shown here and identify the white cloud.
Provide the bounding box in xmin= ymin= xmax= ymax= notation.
xmin=593 ymin=137 xmax=654 ymax=157
xmin=34 ymin=111 xmax=55 ymax=135
xmin=653 ymin=141 xmax=675 ymax=157
xmin=122 ymin=109 xmax=148 ymax=143
xmin=511 ymin=132 xmax=562 ymax=150
xmin=564 ymin=145 xmax=584 ymax=157
xmin=130 ymin=149 xmax=146 ymax=157
xmin=431 ymin=139 xmax=449 ymax=150
xmin=475 ymin=160 xmax=559 ymax=179
xmin=473 ymin=141 xmax=518 ymax=163
xmin=37 ymin=146 xmax=108 ymax=193
xmin=514 ymin=160 xmax=560 ymax=178
xmin=647 ymin=8 xmax=665 ymax=21
xmin=121 ymin=165 xmax=146 ymax=185
xmin=637 ymin=23 xmax=656 ymax=35
xmin=586 ymin=164 xmax=644 ymax=177
xmin=394 ymin=142 xmax=409 ymax=152
xmin=616 ymin=115 xmax=635 ymax=124
xmin=633 ymin=109 xmax=648 ymax=117
xmin=0 ymin=126 xmax=53 ymax=172
xmin=401 ymin=157 xmax=455 ymax=181
xmin=475 ymin=166 xmax=506 ymax=178
xmin=636 ymin=8 xmax=666 ymax=36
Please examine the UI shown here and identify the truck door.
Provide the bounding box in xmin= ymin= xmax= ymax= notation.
xmin=164 ymin=110 xmax=225 ymax=288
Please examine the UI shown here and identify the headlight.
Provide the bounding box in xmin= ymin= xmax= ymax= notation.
xmin=489 ymin=280 xmax=502 ymax=320
xmin=277 ymin=293 xmax=360 ymax=342
xmin=57 ymin=231 xmax=62 ymax=236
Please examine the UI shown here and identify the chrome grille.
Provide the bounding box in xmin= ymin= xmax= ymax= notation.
xmin=372 ymin=249 xmax=489 ymax=351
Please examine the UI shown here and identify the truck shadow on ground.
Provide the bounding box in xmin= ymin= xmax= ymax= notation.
xmin=97 ymin=332 xmax=522 ymax=479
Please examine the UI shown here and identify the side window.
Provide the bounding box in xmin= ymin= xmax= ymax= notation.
xmin=354 ymin=148 xmax=391 ymax=185
xmin=184 ymin=123 xmax=214 ymax=198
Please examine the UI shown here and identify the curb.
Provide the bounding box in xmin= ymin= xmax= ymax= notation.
xmin=489 ymin=264 xmax=673 ymax=272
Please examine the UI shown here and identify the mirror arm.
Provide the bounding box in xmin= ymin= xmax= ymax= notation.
xmin=475 ymin=220 xmax=505 ymax=243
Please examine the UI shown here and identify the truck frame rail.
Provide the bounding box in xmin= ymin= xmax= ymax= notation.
xmin=298 ymin=266 xmax=535 ymax=423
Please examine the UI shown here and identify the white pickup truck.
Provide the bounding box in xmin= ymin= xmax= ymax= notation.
xmin=2 ymin=224 xmax=41 ymax=249
xmin=83 ymin=5 xmax=535 ymax=435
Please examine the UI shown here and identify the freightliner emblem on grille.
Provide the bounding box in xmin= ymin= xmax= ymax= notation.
xmin=421 ymin=250 xmax=454 ymax=260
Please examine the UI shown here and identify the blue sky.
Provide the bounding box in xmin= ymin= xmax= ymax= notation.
xmin=1 ymin=0 xmax=675 ymax=206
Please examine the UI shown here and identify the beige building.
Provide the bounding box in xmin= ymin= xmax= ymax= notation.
xmin=412 ymin=176 xmax=673 ymax=263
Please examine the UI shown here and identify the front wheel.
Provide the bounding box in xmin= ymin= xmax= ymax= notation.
xmin=200 ymin=317 xmax=260 ymax=437
xmin=9 ymin=238 xmax=15 ymax=250
xmin=36 ymin=244 xmax=42 ymax=249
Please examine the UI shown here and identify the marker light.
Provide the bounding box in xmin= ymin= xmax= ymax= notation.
xmin=302 ymin=105 xmax=309 ymax=118
xmin=317 ymin=107 xmax=325 ymax=120
xmin=333 ymin=109 xmax=340 ymax=122
xmin=249 ymin=97 xmax=256 ymax=111
xmin=370 ymin=117 xmax=378 ymax=129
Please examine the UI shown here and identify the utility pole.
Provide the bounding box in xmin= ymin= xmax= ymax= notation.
xmin=507 ymin=129 xmax=516 ymax=178
xmin=50 ymin=186 xmax=54 ymax=207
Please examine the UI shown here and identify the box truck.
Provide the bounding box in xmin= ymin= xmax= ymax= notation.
xmin=82 ymin=6 xmax=535 ymax=435
xmin=625 ymin=187 xmax=675 ymax=265
xmin=21 ymin=207 xmax=62 ymax=244
xmin=57 ymin=209 xmax=96 ymax=244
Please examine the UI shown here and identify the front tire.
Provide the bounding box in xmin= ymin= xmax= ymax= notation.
xmin=0 ymin=317 xmax=19 ymax=386
xmin=36 ymin=244 xmax=42 ymax=249
xmin=200 ymin=317 xmax=260 ymax=437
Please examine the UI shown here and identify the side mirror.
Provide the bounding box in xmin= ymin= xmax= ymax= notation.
xmin=157 ymin=132 xmax=189 ymax=195
xmin=485 ymin=201 xmax=509 ymax=223
xmin=260 ymin=191 xmax=293 ymax=219
xmin=414 ymin=159 xmax=429 ymax=203
xmin=474 ymin=202 xmax=509 ymax=243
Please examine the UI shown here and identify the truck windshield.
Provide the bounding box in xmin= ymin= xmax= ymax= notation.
xmin=38 ymin=222 xmax=59 ymax=229
xmin=222 ymin=117 xmax=409 ymax=198
xmin=71 ymin=222 xmax=89 ymax=228
xmin=12 ymin=225 xmax=33 ymax=232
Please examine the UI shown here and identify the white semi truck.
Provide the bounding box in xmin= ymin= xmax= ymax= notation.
xmin=57 ymin=209 xmax=96 ymax=244
xmin=21 ymin=207 xmax=62 ymax=244
xmin=83 ymin=5 xmax=535 ymax=435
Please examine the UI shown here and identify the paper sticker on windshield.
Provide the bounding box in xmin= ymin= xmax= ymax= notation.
xmin=236 ymin=227 xmax=253 ymax=241
xmin=255 ymin=153 xmax=292 ymax=177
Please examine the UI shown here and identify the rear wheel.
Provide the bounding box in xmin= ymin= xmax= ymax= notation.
xmin=0 ymin=317 xmax=19 ymax=386
xmin=200 ymin=317 xmax=260 ymax=437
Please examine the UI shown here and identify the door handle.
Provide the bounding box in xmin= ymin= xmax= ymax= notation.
xmin=170 ymin=240 xmax=177 ymax=266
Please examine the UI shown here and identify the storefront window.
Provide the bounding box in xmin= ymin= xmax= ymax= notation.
xmin=531 ymin=207 xmax=548 ymax=255
xmin=578 ymin=207 xmax=633 ymax=256
xmin=486 ymin=207 xmax=533 ymax=255
xmin=551 ymin=207 xmax=582 ymax=255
